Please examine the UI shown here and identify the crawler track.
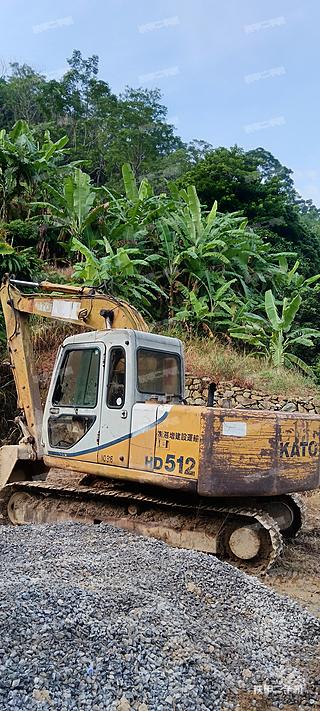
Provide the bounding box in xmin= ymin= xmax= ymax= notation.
xmin=0 ymin=469 xmax=287 ymax=572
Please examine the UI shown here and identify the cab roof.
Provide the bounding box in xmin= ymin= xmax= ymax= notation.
xmin=62 ymin=328 xmax=183 ymax=353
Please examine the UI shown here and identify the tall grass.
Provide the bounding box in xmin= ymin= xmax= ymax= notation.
xmin=183 ymin=337 xmax=318 ymax=397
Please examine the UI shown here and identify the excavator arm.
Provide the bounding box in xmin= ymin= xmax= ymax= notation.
xmin=0 ymin=275 xmax=148 ymax=457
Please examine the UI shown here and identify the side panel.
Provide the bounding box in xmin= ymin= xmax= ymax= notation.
xmin=198 ymin=409 xmax=320 ymax=497
xmin=129 ymin=403 xmax=158 ymax=471
xmin=145 ymin=404 xmax=202 ymax=482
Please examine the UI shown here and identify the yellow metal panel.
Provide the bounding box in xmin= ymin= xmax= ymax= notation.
xmin=210 ymin=412 xmax=274 ymax=472
xmin=97 ymin=439 xmax=129 ymax=467
xmin=129 ymin=427 xmax=155 ymax=471
xmin=198 ymin=409 xmax=320 ymax=497
xmin=152 ymin=405 xmax=202 ymax=480
xmin=277 ymin=415 xmax=320 ymax=482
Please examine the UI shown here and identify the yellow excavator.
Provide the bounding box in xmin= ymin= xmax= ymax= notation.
xmin=0 ymin=274 xmax=319 ymax=570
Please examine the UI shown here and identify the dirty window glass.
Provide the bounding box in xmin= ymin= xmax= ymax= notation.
xmin=53 ymin=348 xmax=100 ymax=408
xmin=48 ymin=414 xmax=96 ymax=449
xmin=107 ymin=347 xmax=126 ymax=408
xmin=137 ymin=349 xmax=181 ymax=396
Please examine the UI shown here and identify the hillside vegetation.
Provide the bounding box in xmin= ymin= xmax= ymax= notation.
xmin=30 ymin=321 xmax=320 ymax=400
xmin=1 ymin=50 xmax=320 ymax=391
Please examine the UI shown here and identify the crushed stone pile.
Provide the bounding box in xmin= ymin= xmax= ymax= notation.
xmin=0 ymin=522 xmax=319 ymax=710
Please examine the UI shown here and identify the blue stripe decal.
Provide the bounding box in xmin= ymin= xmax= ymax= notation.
xmin=47 ymin=410 xmax=169 ymax=458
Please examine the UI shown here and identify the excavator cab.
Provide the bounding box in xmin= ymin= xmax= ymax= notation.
xmin=42 ymin=329 xmax=184 ymax=469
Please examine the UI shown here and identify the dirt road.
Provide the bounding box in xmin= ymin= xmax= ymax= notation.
xmin=263 ymin=491 xmax=320 ymax=618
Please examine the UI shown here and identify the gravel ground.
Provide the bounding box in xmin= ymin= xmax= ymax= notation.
xmin=0 ymin=522 xmax=319 ymax=711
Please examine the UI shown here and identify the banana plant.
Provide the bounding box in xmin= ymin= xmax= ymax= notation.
xmin=0 ymin=241 xmax=13 ymax=254
xmin=174 ymin=289 xmax=212 ymax=335
xmin=99 ymin=163 xmax=171 ymax=251
xmin=0 ymin=120 xmax=69 ymax=221
xmin=32 ymin=168 xmax=108 ymax=245
xmin=159 ymin=186 xmax=281 ymax=293
xmin=157 ymin=188 xmax=229 ymax=313
xmin=230 ymin=289 xmax=320 ymax=375
xmin=273 ymin=255 xmax=320 ymax=294
xmin=71 ymin=236 xmax=164 ymax=310
xmin=173 ymin=278 xmax=240 ymax=336
xmin=172 ymin=185 xmax=228 ymax=263
xmin=157 ymin=220 xmax=186 ymax=319
xmin=121 ymin=163 xmax=154 ymax=203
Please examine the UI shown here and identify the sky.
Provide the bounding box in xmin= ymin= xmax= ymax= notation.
xmin=1 ymin=0 xmax=319 ymax=204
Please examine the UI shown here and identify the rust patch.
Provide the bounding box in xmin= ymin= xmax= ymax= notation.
xmin=198 ymin=408 xmax=320 ymax=498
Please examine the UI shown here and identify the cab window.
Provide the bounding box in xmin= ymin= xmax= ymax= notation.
xmin=48 ymin=414 xmax=96 ymax=449
xmin=52 ymin=348 xmax=100 ymax=408
xmin=107 ymin=347 xmax=126 ymax=408
xmin=137 ymin=349 xmax=181 ymax=396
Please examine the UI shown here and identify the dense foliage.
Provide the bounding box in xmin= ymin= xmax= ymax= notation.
xmin=1 ymin=51 xmax=320 ymax=379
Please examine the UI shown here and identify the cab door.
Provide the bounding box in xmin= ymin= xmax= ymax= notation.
xmin=97 ymin=339 xmax=132 ymax=467
xmin=43 ymin=343 xmax=105 ymax=463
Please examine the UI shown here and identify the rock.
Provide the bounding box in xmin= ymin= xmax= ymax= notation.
xmin=186 ymin=581 xmax=202 ymax=596
xmin=281 ymin=402 xmax=297 ymax=412
xmin=221 ymin=398 xmax=232 ymax=408
xmin=32 ymin=689 xmax=52 ymax=703
xmin=0 ymin=511 xmax=319 ymax=711
xmin=236 ymin=396 xmax=252 ymax=406
xmin=185 ymin=377 xmax=320 ymax=420
xmin=261 ymin=400 xmax=273 ymax=410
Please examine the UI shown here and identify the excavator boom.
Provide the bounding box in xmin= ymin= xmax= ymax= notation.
xmin=0 ymin=275 xmax=147 ymax=454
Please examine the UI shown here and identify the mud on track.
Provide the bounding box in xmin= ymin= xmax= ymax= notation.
xmin=263 ymin=491 xmax=320 ymax=618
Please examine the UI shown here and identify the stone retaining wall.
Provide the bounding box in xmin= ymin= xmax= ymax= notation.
xmin=185 ymin=374 xmax=320 ymax=414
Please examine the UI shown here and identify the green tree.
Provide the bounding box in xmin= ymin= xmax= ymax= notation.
xmin=180 ymin=146 xmax=320 ymax=277
xmin=0 ymin=64 xmax=47 ymax=127
xmin=0 ymin=52 xmax=207 ymax=192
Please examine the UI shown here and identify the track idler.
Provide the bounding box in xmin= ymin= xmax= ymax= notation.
xmin=260 ymin=495 xmax=304 ymax=539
